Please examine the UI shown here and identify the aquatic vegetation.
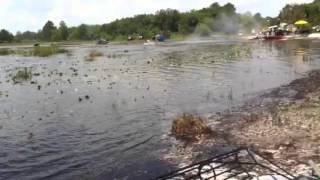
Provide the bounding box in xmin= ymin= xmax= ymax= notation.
xmin=0 ymin=91 xmax=8 ymax=97
xmin=32 ymin=44 xmax=68 ymax=57
xmin=12 ymin=67 xmax=32 ymax=83
xmin=0 ymin=44 xmax=68 ymax=57
xmin=158 ymin=44 xmax=253 ymax=68
xmin=171 ymin=113 xmax=212 ymax=139
xmin=86 ymin=51 xmax=103 ymax=61
xmin=223 ymin=45 xmax=252 ymax=59
xmin=0 ymin=48 xmax=13 ymax=55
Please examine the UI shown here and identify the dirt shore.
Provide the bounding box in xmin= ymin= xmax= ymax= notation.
xmin=164 ymin=70 xmax=320 ymax=174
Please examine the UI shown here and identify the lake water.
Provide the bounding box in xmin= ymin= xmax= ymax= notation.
xmin=1 ymin=38 xmax=320 ymax=179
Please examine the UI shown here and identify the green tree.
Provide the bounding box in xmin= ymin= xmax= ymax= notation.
xmin=221 ymin=3 xmax=236 ymax=16
xmin=209 ymin=2 xmax=221 ymax=17
xmin=73 ymin=24 xmax=89 ymax=40
xmin=195 ymin=23 xmax=211 ymax=37
xmin=52 ymin=31 xmax=62 ymax=41
xmin=254 ymin=13 xmax=263 ymax=22
xmin=210 ymin=2 xmax=220 ymax=10
xmin=279 ymin=4 xmax=307 ymax=24
xmin=179 ymin=14 xmax=199 ymax=33
xmin=58 ymin=21 xmax=69 ymax=40
xmin=240 ymin=12 xmax=256 ymax=33
xmin=15 ymin=31 xmax=22 ymax=42
xmin=265 ymin=16 xmax=279 ymax=27
xmin=41 ymin=21 xmax=57 ymax=41
xmin=0 ymin=29 xmax=14 ymax=43
xmin=78 ymin=24 xmax=89 ymax=40
xmin=155 ymin=9 xmax=180 ymax=32
xmin=15 ymin=31 xmax=37 ymax=42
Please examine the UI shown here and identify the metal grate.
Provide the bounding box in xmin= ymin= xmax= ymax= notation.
xmin=156 ymin=147 xmax=296 ymax=180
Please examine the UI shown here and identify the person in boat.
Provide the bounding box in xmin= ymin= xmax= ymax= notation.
xmin=155 ymin=34 xmax=166 ymax=42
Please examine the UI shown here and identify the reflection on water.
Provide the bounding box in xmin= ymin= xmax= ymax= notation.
xmin=1 ymin=39 xmax=320 ymax=179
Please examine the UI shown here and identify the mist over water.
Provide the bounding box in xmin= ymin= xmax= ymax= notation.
xmin=1 ymin=39 xmax=320 ymax=179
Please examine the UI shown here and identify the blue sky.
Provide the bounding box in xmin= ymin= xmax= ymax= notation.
xmin=0 ymin=0 xmax=312 ymax=33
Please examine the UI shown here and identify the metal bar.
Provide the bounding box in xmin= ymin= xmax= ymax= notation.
xmin=188 ymin=162 xmax=257 ymax=178
xmin=156 ymin=148 xmax=244 ymax=179
xmin=187 ymin=164 xmax=241 ymax=180
xmin=248 ymin=149 xmax=296 ymax=179
xmin=223 ymin=170 xmax=249 ymax=180
xmin=159 ymin=166 xmax=200 ymax=179
xmin=256 ymin=164 xmax=294 ymax=180
xmin=155 ymin=147 xmax=296 ymax=180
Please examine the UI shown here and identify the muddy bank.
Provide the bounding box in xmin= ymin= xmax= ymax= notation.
xmin=164 ymin=69 xmax=320 ymax=174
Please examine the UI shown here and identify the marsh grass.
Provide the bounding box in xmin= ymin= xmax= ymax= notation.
xmin=12 ymin=67 xmax=32 ymax=83
xmin=32 ymin=44 xmax=68 ymax=57
xmin=224 ymin=45 xmax=252 ymax=59
xmin=0 ymin=48 xmax=13 ymax=55
xmin=86 ymin=51 xmax=103 ymax=61
xmin=0 ymin=44 xmax=68 ymax=57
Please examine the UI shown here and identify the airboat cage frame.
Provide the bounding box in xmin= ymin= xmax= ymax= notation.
xmin=156 ymin=147 xmax=297 ymax=180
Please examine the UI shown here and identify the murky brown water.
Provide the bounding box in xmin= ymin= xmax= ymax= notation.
xmin=1 ymin=39 xmax=320 ymax=179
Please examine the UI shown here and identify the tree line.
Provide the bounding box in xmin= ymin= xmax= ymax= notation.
xmin=279 ymin=0 xmax=320 ymax=25
xmin=0 ymin=2 xmax=286 ymax=43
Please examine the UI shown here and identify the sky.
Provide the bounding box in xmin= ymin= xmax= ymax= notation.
xmin=0 ymin=0 xmax=313 ymax=33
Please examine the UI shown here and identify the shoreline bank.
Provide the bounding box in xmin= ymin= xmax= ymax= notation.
xmin=164 ymin=69 xmax=320 ymax=175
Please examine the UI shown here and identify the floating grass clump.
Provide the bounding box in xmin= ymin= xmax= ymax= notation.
xmin=171 ymin=113 xmax=212 ymax=140
xmin=12 ymin=67 xmax=32 ymax=83
xmin=32 ymin=44 xmax=68 ymax=57
xmin=86 ymin=51 xmax=103 ymax=61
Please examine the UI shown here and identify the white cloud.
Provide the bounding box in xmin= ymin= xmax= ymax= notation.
xmin=0 ymin=0 xmax=314 ymax=33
